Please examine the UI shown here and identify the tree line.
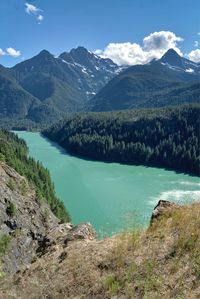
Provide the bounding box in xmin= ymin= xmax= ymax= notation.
xmin=0 ymin=129 xmax=70 ymax=222
xmin=44 ymin=104 xmax=200 ymax=176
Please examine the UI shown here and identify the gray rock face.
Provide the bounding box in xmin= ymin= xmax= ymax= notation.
xmin=36 ymin=222 xmax=97 ymax=257
xmin=59 ymin=46 xmax=120 ymax=101
xmin=0 ymin=162 xmax=59 ymax=273
xmin=0 ymin=162 xmax=96 ymax=274
xmin=150 ymin=200 xmax=176 ymax=224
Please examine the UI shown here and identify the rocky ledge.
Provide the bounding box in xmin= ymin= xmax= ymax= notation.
xmin=0 ymin=162 xmax=96 ymax=274
xmin=150 ymin=199 xmax=177 ymax=224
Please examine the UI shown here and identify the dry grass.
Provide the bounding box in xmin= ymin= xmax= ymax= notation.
xmin=1 ymin=202 xmax=200 ymax=299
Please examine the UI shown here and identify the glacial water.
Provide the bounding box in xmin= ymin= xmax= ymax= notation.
xmin=15 ymin=131 xmax=200 ymax=236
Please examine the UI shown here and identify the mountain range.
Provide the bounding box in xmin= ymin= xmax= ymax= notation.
xmin=0 ymin=47 xmax=199 ymax=128
xmin=0 ymin=47 xmax=120 ymax=128
xmin=89 ymin=49 xmax=200 ymax=111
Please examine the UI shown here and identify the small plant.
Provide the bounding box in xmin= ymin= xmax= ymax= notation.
xmin=102 ymin=274 xmax=120 ymax=296
xmin=0 ymin=234 xmax=11 ymax=257
xmin=6 ymin=202 xmax=17 ymax=217
xmin=20 ymin=180 xmax=28 ymax=195
xmin=0 ymin=234 xmax=11 ymax=279
xmin=0 ymin=153 xmax=5 ymax=162
xmin=7 ymin=178 xmax=16 ymax=191
xmin=36 ymin=189 xmax=43 ymax=204
xmin=43 ymin=208 xmax=50 ymax=221
xmin=11 ymin=228 xmax=22 ymax=238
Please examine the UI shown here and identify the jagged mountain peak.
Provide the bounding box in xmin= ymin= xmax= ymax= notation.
xmin=160 ymin=48 xmax=183 ymax=68
xmin=4 ymin=46 xmax=120 ymax=125
xmin=59 ymin=46 xmax=91 ymax=60
xmin=159 ymin=48 xmax=200 ymax=74
xmin=12 ymin=49 xmax=55 ymax=72
xmin=161 ymin=48 xmax=181 ymax=58
xmin=59 ymin=46 xmax=119 ymax=79
xmin=69 ymin=46 xmax=98 ymax=68
xmin=70 ymin=46 xmax=90 ymax=55
xmin=38 ymin=49 xmax=53 ymax=56
xmin=60 ymin=46 xmax=118 ymax=68
xmin=32 ymin=49 xmax=55 ymax=63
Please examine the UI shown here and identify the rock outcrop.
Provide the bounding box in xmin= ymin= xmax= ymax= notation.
xmin=0 ymin=162 xmax=96 ymax=274
xmin=150 ymin=199 xmax=176 ymax=224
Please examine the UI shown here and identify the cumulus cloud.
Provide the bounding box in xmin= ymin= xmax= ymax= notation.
xmin=188 ymin=49 xmax=200 ymax=63
xmin=0 ymin=48 xmax=5 ymax=56
xmin=95 ymin=31 xmax=184 ymax=66
xmin=25 ymin=3 xmax=44 ymax=24
xmin=143 ymin=31 xmax=183 ymax=55
xmin=194 ymin=41 xmax=199 ymax=47
xmin=6 ymin=47 xmax=21 ymax=57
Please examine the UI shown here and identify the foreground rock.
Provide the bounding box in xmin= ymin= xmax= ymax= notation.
xmin=150 ymin=199 xmax=177 ymax=224
xmin=0 ymin=163 xmax=200 ymax=299
xmin=0 ymin=163 xmax=96 ymax=274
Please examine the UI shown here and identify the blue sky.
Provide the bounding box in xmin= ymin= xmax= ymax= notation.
xmin=1 ymin=0 xmax=200 ymax=66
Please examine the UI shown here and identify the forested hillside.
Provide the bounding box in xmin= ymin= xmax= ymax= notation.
xmin=0 ymin=130 xmax=70 ymax=222
xmin=44 ymin=104 xmax=200 ymax=176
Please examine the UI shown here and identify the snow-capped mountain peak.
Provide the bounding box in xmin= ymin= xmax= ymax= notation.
xmin=159 ymin=48 xmax=200 ymax=74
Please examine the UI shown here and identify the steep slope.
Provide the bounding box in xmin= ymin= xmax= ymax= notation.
xmin=43 ymin=104 xmax=200 ymax=175
xmin=0 ymin=162 xmax=59 ymax=274
xmin=59 ymin=46 xmax=120 ymax=100
xmin=0 ymin=161 xmax=95 ymax=276
xmin=11 ymin=50 xmax=85 ymax=117
xmin=1 ymin=199 xmax=200 ymax=299
xmin=0 ymin=130 xmax=70 ymax=222
xmin=89 ymin=49 xmax=200 ymax=112
xmin=0 ymin=65 xmax=40 ymax=119
xmin=9 ymin=47 xmax=120 ymax=126
xmin=160 ymin=48 xmax=200 ymax=73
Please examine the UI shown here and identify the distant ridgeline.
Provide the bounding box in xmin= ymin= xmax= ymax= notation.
xmin=43 ymin=104 xmax=200 ymax=176
xmin=0 ymin=130 xmax=70 ymax=222
xmin=0 ymin=48 xmax=200 ymax=130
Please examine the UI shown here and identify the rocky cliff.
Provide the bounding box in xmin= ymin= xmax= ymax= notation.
xmin=0 ymin=162 xmax=95 ymax=275
xmin=0 ymin=163 xmax=199 ymax=299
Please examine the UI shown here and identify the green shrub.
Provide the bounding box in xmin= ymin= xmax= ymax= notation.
xmin=0 ymin=153 xmax=5 ymax=162
xmin=20 ymin=180 xmax=28 ymax=195
xmin=7 ymin=178 xmax=16 ymax=191
xmin=102 ymin=274 xmax=120 ymax=296
xmin=0 ymin=234 xmax=11 ymax=257
xmin=0 ymin=130 xmax=70 ymax=223
xmin=6 ymin=203 xmax=16 ymax=217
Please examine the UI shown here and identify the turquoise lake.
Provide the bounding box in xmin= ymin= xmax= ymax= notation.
xmin=15 ymin=131 xmax=200 ymax=236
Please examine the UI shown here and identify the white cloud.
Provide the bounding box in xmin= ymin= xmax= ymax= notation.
xmin=25 ymin=3 xmax=44 ymax=23
xmin=194 ymin=41 xmax=199 ymax=47
xmin=6 ymin=47 xmax=21 ymax=57
xmin=143 ymin=31 xmax=183 ymax=55
xmin=95 ymin=31 xmax=184 ymax=66
xmin=25 ymin=3 xmax=40 ymax=14
xmin=0 ymin=48 xmax=5 ymax=56
xmin=188 ymin=49 xmax=200 ymax=63
xmin=37 ymin=15 xmax=44 ymax=23
xmin=96 ymin=42 xmax=147 ymax=65
xmin=198 ymin=32 xmax=200 ymax=36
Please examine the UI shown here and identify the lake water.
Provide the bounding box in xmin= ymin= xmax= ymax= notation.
xmin=15 ymin=131 xmax=200 ymax=236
